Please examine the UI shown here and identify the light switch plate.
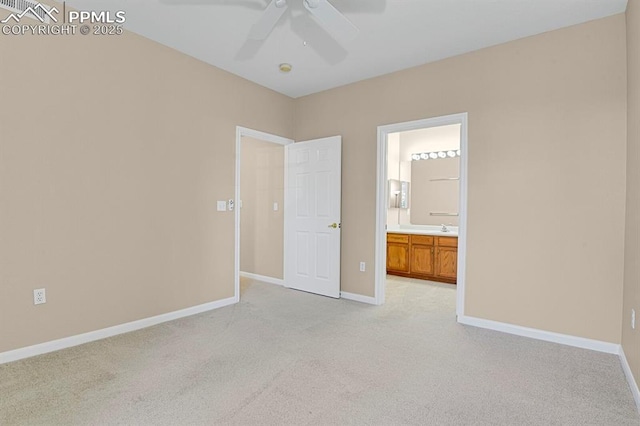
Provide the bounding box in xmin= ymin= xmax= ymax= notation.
xmin=217 ymin=201 xmax=227 ymax=211
xmin=273 ymin=202 xmax=278 ymax=211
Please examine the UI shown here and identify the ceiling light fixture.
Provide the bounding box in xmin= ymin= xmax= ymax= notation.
xmin=279 ymin=63 xmax=292 ymax=73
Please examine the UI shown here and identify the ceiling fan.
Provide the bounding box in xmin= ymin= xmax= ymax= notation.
xmin=249 ymin=0 xmax=358 ymax=43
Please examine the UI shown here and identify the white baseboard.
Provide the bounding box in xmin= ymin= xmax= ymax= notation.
xmin=620 ymin=347 xmax=640 ymax=413
xmin=457 ymin=315 xmax=621 ymax=354
xmin=240 ymin=271 xmax=284 ymax=286
xmin=0 ymin=296 xmax=237 ymax=365
xmin=341 ymin=291 xmax=377 ymax=305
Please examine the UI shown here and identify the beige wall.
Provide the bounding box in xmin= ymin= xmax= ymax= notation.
xmin=623 ymin=0 xmax=640 ymax=391
xmin=240 ymin=137 xmax=284 ymax=279
xmin=0 ymin=7 xmax=632 ymax=358
xmin=294 ymin=15 xmax=627 ymax=343
xmin=0 ymin=15 xmax=293 ymax=353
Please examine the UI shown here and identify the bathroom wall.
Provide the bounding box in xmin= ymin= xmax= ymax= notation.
xmin=410 ymin=158 xmax=460 ymax=226
xmin=397 ymin=124 xmax=461 ymax=226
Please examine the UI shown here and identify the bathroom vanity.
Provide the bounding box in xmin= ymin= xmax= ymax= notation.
xmin=386 ymin=229 xmax=458 ymax=284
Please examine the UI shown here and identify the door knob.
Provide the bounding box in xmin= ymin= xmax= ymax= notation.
xmin=328 ymin=223 xmax=341 ymax=229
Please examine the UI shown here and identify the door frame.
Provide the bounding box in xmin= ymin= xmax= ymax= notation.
xmin=234 ymin=126 xmax=293 ymax=302
xmin=374 ymin=113 xmax=469 ymax=318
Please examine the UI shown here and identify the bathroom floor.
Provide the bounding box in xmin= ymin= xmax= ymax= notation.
xmin=385 ymin=274 xmax=456 ymax=314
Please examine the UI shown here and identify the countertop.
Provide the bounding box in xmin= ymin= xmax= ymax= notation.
xmin=387 ymin=227 xmax=459 ymax=237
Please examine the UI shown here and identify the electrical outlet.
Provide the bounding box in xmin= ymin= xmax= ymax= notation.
xmin=632 ymin=309 xmax=636 ymax=330
xmin=33 ymin=288 xmax=46 ymax=305
xmin=359 ymin=262 xmax=366 ymax=272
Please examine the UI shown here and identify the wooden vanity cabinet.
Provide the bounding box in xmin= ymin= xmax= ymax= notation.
xmin=410 ymin=235 xmax=435 ymax=276
xmin=386 ymin=233 xmax=410 ymax=274
xmin=386 ymin=233 xmax=457 ymax=284
xmin=434 ymin=237 xmax=458 ymax=282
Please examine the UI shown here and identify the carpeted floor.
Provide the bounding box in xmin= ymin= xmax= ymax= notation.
xmin=1 ymin=276 xmax=638 ymax=425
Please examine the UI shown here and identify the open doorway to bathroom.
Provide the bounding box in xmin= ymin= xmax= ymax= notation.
xmin=375 ymin=114 xmax=468 ymax=318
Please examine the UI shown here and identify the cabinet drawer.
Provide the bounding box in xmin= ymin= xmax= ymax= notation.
xmin=437 ymin=237 xmax=458 ymax=247
xmin=411 ymin=235 xmax=434 ymax=245
xmin=387 ymin=233 xmax=409 ymax=244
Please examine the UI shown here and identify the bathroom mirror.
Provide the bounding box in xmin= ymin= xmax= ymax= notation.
xmin=388 ymin=179 xmax=410 ymax=209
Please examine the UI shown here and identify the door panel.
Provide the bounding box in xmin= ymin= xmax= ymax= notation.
xmin=387 ymin=242 xmax=410 ymax=274
xmin=285 ymin=136 xmax=342 ymax=298
xmin=411 ymin=244 xmax=434 ymax=276
xmin=436 ymin=246 xmax=458 ymax=280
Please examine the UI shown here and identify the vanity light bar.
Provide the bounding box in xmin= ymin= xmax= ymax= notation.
xmin=411 ymin=150 xmax=461 ymax=161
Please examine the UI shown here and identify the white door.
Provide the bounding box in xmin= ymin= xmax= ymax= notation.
xmin=285 ymin=136 xmax=342 ymax=298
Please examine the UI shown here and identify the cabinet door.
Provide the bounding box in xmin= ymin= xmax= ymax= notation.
xmin=410 ymin=244 xmax=434 ymax=276
xmin=435 ymin=246 xmax=458 ymax=281
xmin=387 ymin=242 xmax=410 ymax=273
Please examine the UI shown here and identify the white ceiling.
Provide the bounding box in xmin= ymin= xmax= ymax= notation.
xmin=63 ymin=0 xmax=627 ymax=98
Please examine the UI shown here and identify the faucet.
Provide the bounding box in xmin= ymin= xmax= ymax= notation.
xmin=441 ymin=224 xmax=449 ymax=232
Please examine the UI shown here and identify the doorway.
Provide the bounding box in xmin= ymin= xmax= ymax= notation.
xmin=234 ymin=127 xmax=293 ymax=301
xmin=375 ymin=113 xmax=468 ymax=318
xmin=234 ymin=127 xmax=343 ymax=301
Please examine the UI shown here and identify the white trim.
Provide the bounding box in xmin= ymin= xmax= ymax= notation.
xmin=340 ymin=291 xmax=377 ymax=305
xmin=374 ymin=125 xmax=388 ymax=306
xmin=240 ymin=271 xmax=284 ymax=286
xmin=457 ymin=315 xmax=621 ymax=354
xmin=283 ymin=141 xmax=290 ymax=291
xmin=620 ymin=347 xmax=640 ymax=413
xmin=235 ymin=127 xmax=293 ymax=303
xmin=0 ymin=297 xmax=237 ymax=365
xmin=375 ymin=113 xmax=469 ymax=313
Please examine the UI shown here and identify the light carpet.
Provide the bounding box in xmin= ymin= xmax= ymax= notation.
xmin=1 ymin=276 xmax=638 ymax=425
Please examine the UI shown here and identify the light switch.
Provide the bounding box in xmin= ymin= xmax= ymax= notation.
xmin=217 ymin=201 xmax=227 ymax=211
xmin=273 ymin=202 xmax=278 ymax=211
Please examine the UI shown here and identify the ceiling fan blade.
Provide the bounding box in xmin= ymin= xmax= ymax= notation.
xmin=303 ymin=0 xmax=358 ymax=42
xmin=248 ymin=0 xmax=288 ymax=40
xmin=158 ymin=0 xmax=266 ymax=9
xmin=290 ymin=13 xmax=348 ymax=65
xmin=324 ymin=0 xmax=386 ymax=14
